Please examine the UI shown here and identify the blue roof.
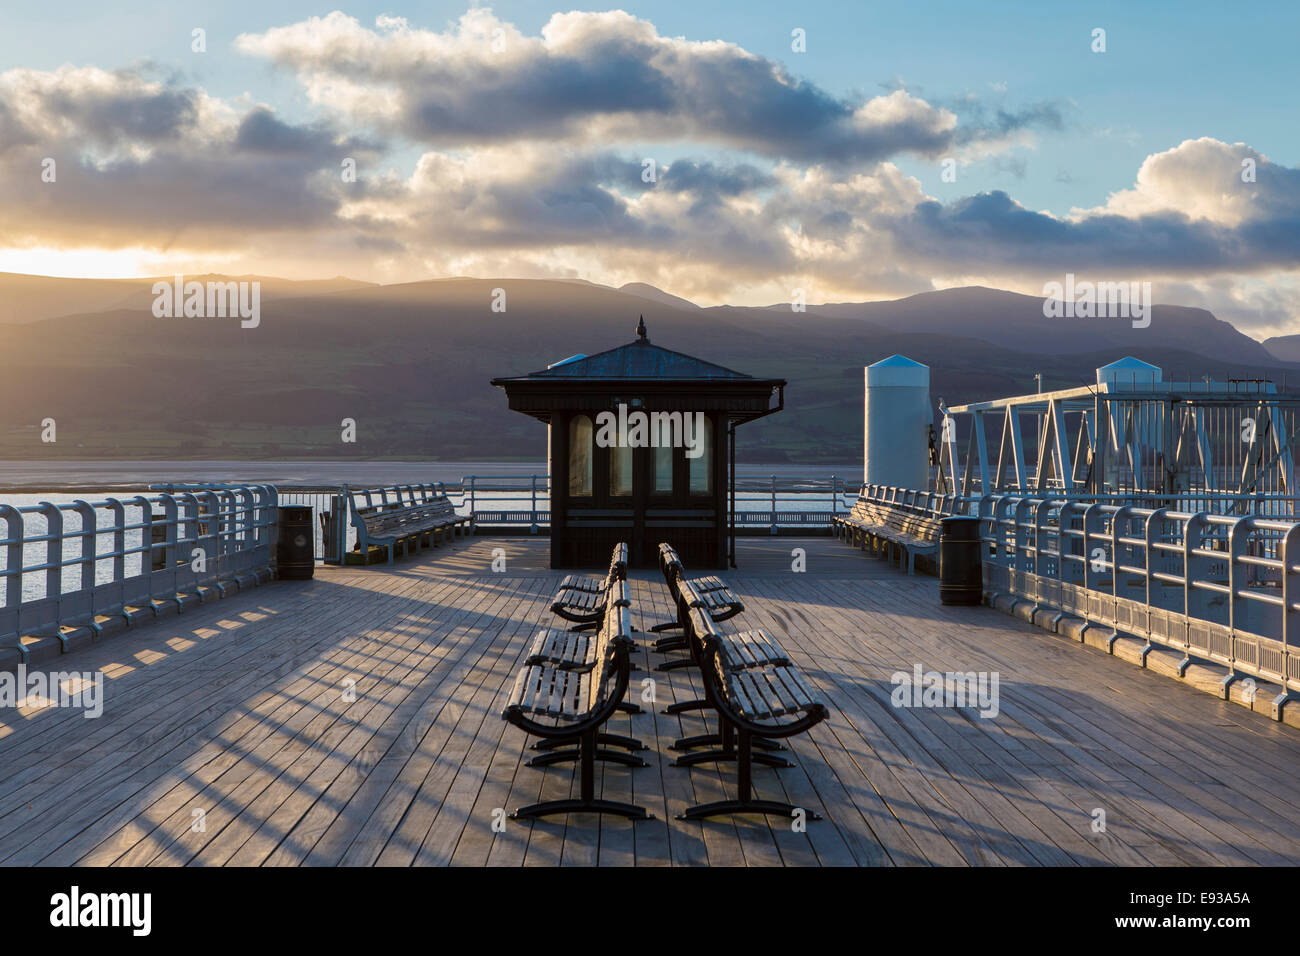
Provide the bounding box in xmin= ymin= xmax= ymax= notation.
xmin=525 ymin=337 xmax=753 ymax=381
xmin=1099 ymin=356 xmax=1160 ymax=371
xmin=869 ymin=354 xmax=928 ymax=369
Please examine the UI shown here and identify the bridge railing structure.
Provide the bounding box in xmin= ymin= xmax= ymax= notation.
xmin=0 ymin=485 xmax=277 ymax=662
xmin=978 ymin=492 xmax=1300 ymax=697
xmin=731 ymin=474 xmax=859 ymax=530
xmin=940 ymin=377 xmax=1300 ymax=517
xmin=147 ymin=474 xmax=865 ymax=567
xmin=443 ymin=473 xmax=859 ymax=532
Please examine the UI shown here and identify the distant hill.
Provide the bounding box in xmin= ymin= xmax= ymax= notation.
xmin=0 ymin=272 xmax=376 ymax=324
xmin=0 ymin=275 xmax=1294 ymax=462
xmin=618 ymin=282 xmax=701 ymax=311
xmin=1263 ymin=334 xmax=1300 ymax=363
xmin=794 ymin=286 xmax=1275 ymax=366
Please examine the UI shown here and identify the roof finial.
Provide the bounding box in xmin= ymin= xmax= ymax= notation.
xmin=636 ymin=315 xmax=648 ymax=342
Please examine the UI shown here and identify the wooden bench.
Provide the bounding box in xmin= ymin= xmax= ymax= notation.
xmin=651 ymin=541 xmax=743 ymax=658
xmin=550 ymin=543 xmax=627 ymax=625
xmin=676 ymin=604 xmax=828 ymax=821
xmin=349 ymin=487 xmax=473 ymax=565
xmin=526 ymin=577 xmax=648 ymax=760
xmin=664 ymin=578 xmax=794 ymax=761
xmin=833 ymin=496 xmax=942 ymax=575
xmin=502 ymin=580 xmax=653 ymax=821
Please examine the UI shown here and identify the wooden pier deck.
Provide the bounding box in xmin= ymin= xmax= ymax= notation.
xmin=0 ymin=538 xmax=1297 ymax=867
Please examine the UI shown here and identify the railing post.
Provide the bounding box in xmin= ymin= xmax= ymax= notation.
xmin=1111 ymin=507 xmax=1128 ymax=604
xmin=162 ymin=494 xmax=180 ymax=570
xmin=1228 ymin=517 xmax=1249 ymax=653
xmin=1143 ymin=509 xmax=1168 ymax=613
xmin=530 ymin=475 xmax=540 ymax=535
xmin=1284 ymin=523 xmax=1299 ymax=691
xmin=34 ymin=503 xmax=63 ymax=629
xmin=1082 ymin=503 xmax=1103 ymax=592
xmin=72 ymin=499 xmax=97 ymax=603
xmin=105 ymin=497 xmax=126 ymax=601
xmin=770 ymin=474 xmax=777 ymax=535
xmin=0 ymin=506 xmax=23 ymax=654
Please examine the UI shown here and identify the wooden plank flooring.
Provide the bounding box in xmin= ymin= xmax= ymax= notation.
xmin=0 ymin=537 xmax=1297 ymax=866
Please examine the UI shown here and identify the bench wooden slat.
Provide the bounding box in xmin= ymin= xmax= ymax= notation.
xmin=718 ymin=627 xmax=790 ymax=670
xmin=727 ymin=667 xmax=820 ymax=722
xmin=550 ymin=549 xmax=628 ymax=621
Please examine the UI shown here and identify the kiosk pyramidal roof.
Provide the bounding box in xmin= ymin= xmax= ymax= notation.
xmin=508 ymin=316 xmax=757 ymax=381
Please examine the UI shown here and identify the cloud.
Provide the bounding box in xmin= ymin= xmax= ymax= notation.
xmin=236 ymin=9 xmax=1050 ymax=164
xmin=1089 ymin=137 xmax=1300 ymax=228
xmin=890 ymin=140 xmax=1300 ymax=276
xmin=0 ymin=29 xmax=1295 ymax=330
xmin=0 ymin=65 xmax=382 ymax=249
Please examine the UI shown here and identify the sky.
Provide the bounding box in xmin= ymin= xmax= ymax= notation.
xmin=0 ymin=0 xmax=1297 ymax=335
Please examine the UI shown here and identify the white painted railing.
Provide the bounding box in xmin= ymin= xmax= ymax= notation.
xmin=978 ymin=494 xmax=1299 ymax=696
xmin=0 ymin=485 xmax=277 ymax=660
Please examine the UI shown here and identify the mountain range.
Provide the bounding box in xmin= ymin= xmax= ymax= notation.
xmin=0 ymin=272 xmax=1295 ymax=463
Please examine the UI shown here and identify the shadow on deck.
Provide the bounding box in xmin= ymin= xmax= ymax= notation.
xmin=0 ymin=538 xmax=1296 ymax=866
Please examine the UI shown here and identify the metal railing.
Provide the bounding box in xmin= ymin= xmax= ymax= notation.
xmin=141 ymin=473 xmax=866 ymax=566
xmin=855 ymin=483 xmax=974 ymax=518
xmin=731 ymin=474 xmax=858 ymax=529
xmin=453 ymin=475 xmax=546 ymax=528
xmin=978 ymin=493 xmax=1299 ymax=695
xmin=447 ymin=473 xmax=860 ymax=531
xmin=1 ymin=485 xmax=277 ymax=660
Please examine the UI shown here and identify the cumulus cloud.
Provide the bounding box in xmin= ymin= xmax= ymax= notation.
xmin=235 ymin=9 xmax=1049 ymax=164
xmin=0 ymin=64 xmax=382 ymax=250
xmin=0 ymin=13 xmax=1296 ymax=330
xmin=1089 ymin=137 xmax=1300 ymax=228
xmin=889 ymin=139 xmax=1300 ymax=276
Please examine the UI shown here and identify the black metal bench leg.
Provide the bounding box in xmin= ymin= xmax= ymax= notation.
xmin=673 ymin=748 xmax=792 ymax=768
xmin=678 ymin=797 xmax=819 ymax=820
xmin=671 ymin=731 xmax=720 ymax=751
xmin=527 ymin=747 xmax=648 ymax=768
xmin=677 ymin=730 xmax=818 ymax=820
xmin=648 ymin=621 xmax=681 ymax=633
xmin=663 ymin=699 xmax=709 ymax=715
xmin=652 ymin=635 xmax=687 ymax=651
xmin=671 ymin=731 xmax=785 ymax=752
xmin=675 ymin=721 xmax=789 ymax=766
xmin=533 ymin=731 xmax=646 ymax=752
xmin=511 ymin=797 xmax=653 ymax=820
xmin=616 ymin=702 xmax=643 ymax=715
xmin=511 ymin=729 xmax=653 ymax=820
xmin=655 ymin=658 xmax=694 ymax=672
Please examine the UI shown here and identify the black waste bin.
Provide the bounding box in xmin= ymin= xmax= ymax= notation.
xmin=939 ymin=516 xmax=983 ymax=606
xmin=277 ymin=505 xmax=315 ymax=580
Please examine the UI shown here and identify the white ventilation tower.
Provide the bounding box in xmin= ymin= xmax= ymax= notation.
xmin=864 ymin=355 xmax=931 ymax=489
xmin=1097 ymin=356 xmax=1161 ymax=389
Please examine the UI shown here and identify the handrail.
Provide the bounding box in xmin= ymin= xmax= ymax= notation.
xmin=978 ymin=491 xmax=1298 ymax=696
xmin=0 ymin=485 xmax=277 ymax=660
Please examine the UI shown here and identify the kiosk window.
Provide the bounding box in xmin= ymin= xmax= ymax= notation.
xmin=569 ymin=416 xmax=593 ymax=496
xmin=689 ymin=418 xmax=712 ymax=495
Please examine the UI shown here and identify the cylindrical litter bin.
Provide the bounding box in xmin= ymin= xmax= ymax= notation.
xmin=277 ymin=505 xmax=315 ymax=580
xmin=939 ymin=516 xmax=983 ymax=606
